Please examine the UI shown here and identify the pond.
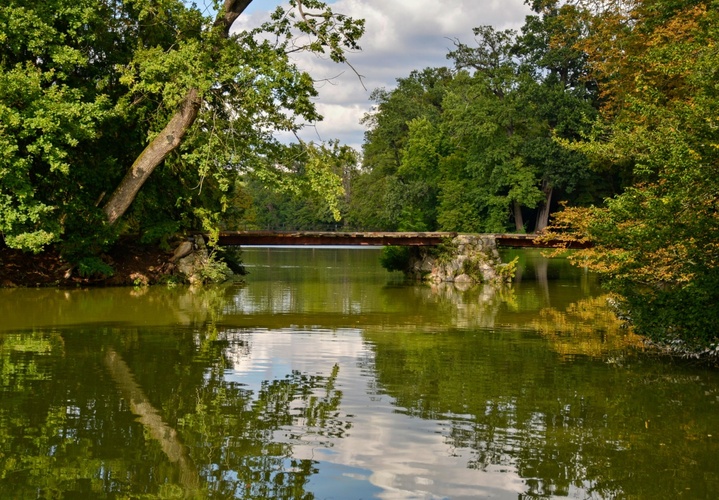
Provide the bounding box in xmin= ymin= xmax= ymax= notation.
xmin=0 ymin=248 xmax=718 ymax=499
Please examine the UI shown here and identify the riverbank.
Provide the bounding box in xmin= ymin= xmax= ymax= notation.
xmin=0 ymin=240 xmax=172 ymax=288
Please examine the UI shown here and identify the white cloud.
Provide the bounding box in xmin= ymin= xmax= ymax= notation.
xmin=233 ymin=0 xmax=531 ymax=149
xmin=220 ymin=327 xmax=528 ymax=498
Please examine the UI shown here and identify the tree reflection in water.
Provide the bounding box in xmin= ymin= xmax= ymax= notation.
xmin=363 ymin=312 xmax=717 ymax=498
xmin=1 ymin=249 xmax=718 ymax=498
xmin=0 ymin=325 xmax=346 ymax=499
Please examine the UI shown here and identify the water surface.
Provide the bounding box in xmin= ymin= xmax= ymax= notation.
xmin=0 ymin=248 xmax=717 ymax=498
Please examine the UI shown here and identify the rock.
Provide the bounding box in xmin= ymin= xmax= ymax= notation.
xmin=405 ymin=234 xmax=506 ymax=286
xmin=170 ymin=240 xmax=194 ymax=262
xmin=176 ymin=236 xmax=209 ymax=285
xmin=454 ymin=273 xmax=473 ymax=284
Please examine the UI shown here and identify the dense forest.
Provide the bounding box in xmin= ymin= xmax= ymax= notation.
xmin=248 ymin=1 xmax=618 ymax=233
xmin=1 ymin=0 xmax=718 ymax=352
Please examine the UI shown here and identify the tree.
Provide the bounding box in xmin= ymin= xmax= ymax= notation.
xmin=352 ymin=12 xmax=599 ymax=235
xmin=246 ymin=140 xmax=358 ymax=230
xmin=0 ymin=0 xmax=364 ymax=256
xmin=349 ymin=68 xmax=453 ymax=231
xmin=545 ymin=0 xmax=719 ymax=351
xmin=440 ymin=59 xmax=543 ymax=232
xmin=440 ymin=11 xmax=599 ymax=233
xmin=515 ymin=0 xmax=600 ymax=231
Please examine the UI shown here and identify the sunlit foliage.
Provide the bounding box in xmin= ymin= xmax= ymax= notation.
xmin=544 ymin=0 xmax=719 ymax=350
xmin=0 ymin=0 xmax=363 ymax=258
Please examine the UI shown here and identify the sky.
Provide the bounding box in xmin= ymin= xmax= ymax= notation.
xmin=232 ymin=0 xmax=532 ymax=151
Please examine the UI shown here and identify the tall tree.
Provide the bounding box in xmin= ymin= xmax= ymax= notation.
xmin=0 ymin=0 xmax=364 ymax=255
xmin=443 ymin=26 xmax=551 ymax=232
xmin=350 ymin=68 xmax=453 ymax=231
xmin=441 ymin=10 xmax=599 ymax=233
xmin=515 ymin=0 xmax=599 ymax=231
xmin=546 ymin=0 xmax=719 ymax=350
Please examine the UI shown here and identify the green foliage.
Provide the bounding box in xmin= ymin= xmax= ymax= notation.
xmin=546 ymin=0 xmax=719 ymax=351
xmin=379 ymin=246 xmax=413 ymax=273
xmin=0 ymin=0 xmax=364 ymax=258
xmin=76 ymin=256 xmax=114 ymax=278
xmin=351 ymin=6 xmax=601 ymax=234
xmin=215 ymin=246 xmax=247 ymax=276
xmin=496 ymin=256 xmax=520 ymax=282
xmin=0 ymin=0 xmax=111 ymax=253
xmin=246 ymin=141 xmax=358 ymax=230
xmin=198 ymin=251 xmax=234 ymax=285
xmin=348 ymin=68 xmax=454 ymax=231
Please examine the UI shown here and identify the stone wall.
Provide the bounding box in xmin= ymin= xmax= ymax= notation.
xmin=406 ymin=234 xmax=515 ymax=285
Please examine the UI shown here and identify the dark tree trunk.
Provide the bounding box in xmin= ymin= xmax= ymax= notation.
xmin=513 ymin=201 xmax=524 ymax=232
xmin=534 ymin=180 xmax=553 ymax=233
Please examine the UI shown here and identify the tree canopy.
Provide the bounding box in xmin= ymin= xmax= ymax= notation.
xmin=348 ymin=2 xmax=606 ymax=234
xmin=0 ymin=0 xmax=364 ymax=257
xmin=544 ymin=0 xmax=719 ymax=351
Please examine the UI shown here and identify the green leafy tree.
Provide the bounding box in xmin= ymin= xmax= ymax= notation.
xmin=440 ymin=59 xmax=544 ymax=232
xmin=515 ymin=0 xmax=602 ymax=230
xmin=0 ymin=0 xmax=364 ymax=257
xmin=352 ymin=5 xmax=600 ymax=234
xmin=349 ymin=68 xmax=453 ymax=231
xmin=441 ymin=16 xmax=598 ymax=233
xmin=546 ymin=0 xmax=719 ymax=350
xmin=247 ymin=140 xmax=358 ymax=230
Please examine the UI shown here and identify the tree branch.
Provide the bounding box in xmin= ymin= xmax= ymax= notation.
xmin=295 ymin=0 xmax=366 ymax=90
xmin=214 ymin=0 xmax=254 ymax=37
xmin=103 ymin=89 xmax=202 ymax=225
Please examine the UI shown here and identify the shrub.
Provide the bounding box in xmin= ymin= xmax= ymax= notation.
xmin=380 ymin=246 xmax=412 ymax=272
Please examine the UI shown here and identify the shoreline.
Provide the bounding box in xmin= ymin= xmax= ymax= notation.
xmin=0 ymin=241 xmax=173 ymax=288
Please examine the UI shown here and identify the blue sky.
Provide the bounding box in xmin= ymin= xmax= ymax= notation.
xmin=233 ymin=0 xmax=532 ymax=150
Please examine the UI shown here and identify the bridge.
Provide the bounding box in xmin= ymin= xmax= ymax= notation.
xmin=217 ymin=231 xmax=588 ymax=248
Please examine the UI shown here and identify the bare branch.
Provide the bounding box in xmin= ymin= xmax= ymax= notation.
xmin=295 ymin=0 xmax=367 ymax=90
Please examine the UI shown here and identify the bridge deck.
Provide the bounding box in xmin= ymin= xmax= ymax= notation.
xmin=218 ymin=231 xmax=454 ymax=246
xmin=217 ymin=231 xmax=587 ymax=248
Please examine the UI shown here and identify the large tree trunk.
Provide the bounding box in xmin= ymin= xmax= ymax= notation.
xmin=103 ymin=0 xmax=254 ymax=225
xmin=513 ymin=201 xmax=524 ymax=232
xmin=103 ymin=89 xmax=201 ymax=225
xmin=534 ymin=180 xmax=553 ymax=233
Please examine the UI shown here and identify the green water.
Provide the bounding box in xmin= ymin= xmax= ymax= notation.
xmin=0 ymin=248 xmax=718 ymax=499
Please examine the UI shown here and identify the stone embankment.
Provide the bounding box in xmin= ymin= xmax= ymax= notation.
xmin=406 ymin=234 xmax=515 ymax=285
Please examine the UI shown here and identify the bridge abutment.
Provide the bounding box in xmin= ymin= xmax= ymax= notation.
xmin=405 ymin=234 xmax=516 ymax=285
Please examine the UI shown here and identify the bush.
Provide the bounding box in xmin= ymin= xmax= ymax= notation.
xmin=218 ymin=246 xmax=247 ymax=276
xmin=198 ymin=251 xmax=235 ymax=284
xmin=380 ymin=246 xmax=412 ymax=272
xmin=77 ymin=256 xmax=114 ymax=278
xmin=621 ymin=274 xmax=719 ymax=352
